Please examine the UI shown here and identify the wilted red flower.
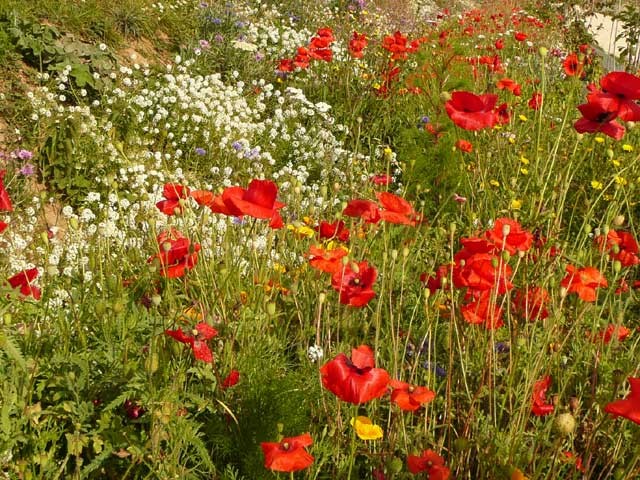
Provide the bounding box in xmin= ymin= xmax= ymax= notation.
xmin=343 ymin=199 xmax=381 ymax=224
xmin=594 ymin=324 xmax=630 ymax=344
xmin=407 ymin=450 xmax=450 ymax=479
xmin=445 ymin=91 xmax=498 ymax=131
xmin=485 ymin=218 xmax=533 ymax=255
xmin=221 ymin=369 xmax=240 ymax=388
xmin=261 ymin=433 xmax=314 ymax=472
xmin=513 ymin=286 xmax=550 ymax=321
xmin=375 ymin=191 xmax=421 ymax=226
xmin=594 ymin=229 xmax=639 ymax=267
xmin=156 ymin=183 xmax=191 ymax=215
xmin=319 ymin=345 xmax=390 ymax=404
xmin=149 ymin=228 xmax=200 ymax=278
xmin=461 ymin=290 xmax=504 ymax=329
xmin=389 ymin=380 xmax=436 ymax=411
xmin=574 ymin=96 xmax=625 ymax=140
xmin=0 ymin=170 xmax=13 ymax=212
xmin=560 ymin=265 xmax=607 ymax=302
xmin=455 ymin=139 xmax=473 ymax=153
xmin=532 ymin=375 xmax=554 ymax=416
xmin=331 ymin=260 xmax=377 ymax=307
xmin=165 ymin=322 xmax=218 ymax=363
xmin=604 ymin=377 xmax=640 ymax=424
xmin=8 ymin=268 xmax=41 ymax=300
xmin=316 ymin=220 xmax=350 ymax=242
xmin=308 ymin=244 xmax=349 ymax=274
xmin=528 ymin=91 xmax=543 ymax=110
xmin=349 ymin=31 xmax=368 ymax=58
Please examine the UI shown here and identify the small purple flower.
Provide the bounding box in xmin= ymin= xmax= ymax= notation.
xmin=19 ymin=163 xmax=36 ymax=176
xmin=422 ymin=361 xmax=447 ymax=377
xmin=255 ymin=52 xmax=264 ymax=61
xmin=232 ymin=216 xmax=245 ymax=225
xmin=199 ymin=39 xmax=210 ymax=49
xmin=194 ymin=147 xmax=206 ymax=156
xmin=231 ymin=141 xmax=243 ymax=151
xmin=495 ymin=342 xmax=510 ymax=354
xmin=199 ymin=2 xmax=208 ymax=8
xmin=214 ymin=34 xmax=224 ymax=43
xmin=14 ymin=149 xmax=33 ymax=161
xmin=235 ymin=21 xmax=246 ymax=28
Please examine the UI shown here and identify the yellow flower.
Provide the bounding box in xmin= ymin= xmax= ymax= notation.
xmin=611 ymin=159 xmax=621 ymax=167
xmin=519 ymin=114 xmax=528 ymax=122
xmin=591 ymin=180 xmax=603 ymax=190
xmin=351 ymin=416 xmax=383 ymax=440
xmin=595 ymin=137 xmax=605 ymax=143
xmin=511 ymin=199 xmax=522 ymax=210
xmin=489 ymin=179 xmax=500 ymax=187
xmin=622 ymin=144 xmax=633 ymax=152
xmin=272 ymin=262 xmax=287 ymax=273
xmin=520 ymin=167 xmax=529 ymax=175
xmin=520 ymin=156 xmax=529 ymax=165
xmin=287 ymin=223 xmax=315 ymax=238
xmin=614 ymin=175 xmax=627 ymax=186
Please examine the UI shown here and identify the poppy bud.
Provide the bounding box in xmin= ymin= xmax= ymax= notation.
xmin=602 ymin=225 xmax=609 ymax=236
xmin=606 ymin=149 xmax=614 ymax=159
xmin=613 ymin=215 xmax=625 ymax=226
xmin=47 ymin=265 xmax=59 ymax=276
xmin=69 ymin=217 xmax=79 ymax=230
xmin=403 ymin=247 xmax=410 ymax=258
xmin=449 ymin=222 xmax=456 ymax=234
xmin=391 ymin=249 xmax=398 ymax=260
xmin=491 ymin=257 xmax=499 ymax=268
xmin=612 ymin=369 xmax=625 ymax=384
xmin=266 ymin=302 xmax=276 ymax=316
xmin=387 ymin=457 xmax=403 ymax=474
xmin=554 ymin=412 xmax=576 ymax=436
xmin=611 ymin=244 xmax=620 ymax=255
xmin=333 ymin=182 xmax=341 ymax=192
xmin=151 ymin=294 xmax=162 ymax=306
xmin=40 ymin=231 xmax=49 ymax=244
xmin=440 ymin=91 xmax=452 ymax=102
xmin=613 ymin=260 xmax=621 ymax=273
xmin=320 ymin=185 xmax=328 ymax=197
xmin=584 ymin=224 xmax=592 ymax=234
xmin=559 ymin=286 xmax=568 ymax=298
xmin=502 ymin=223 xmax=511 ymax=237
xmin=350 ymin=262 xmax=360 ymax=274
xmin=539 ymin=46 xmax=548 ymax=56
xmin=502 ymin=250 xmax=510 ymax=262
xmin=3 ymin=313 xmax=12 ymax=325
xmin=341 ymin=256 xmax=349 ymax=266
xmin=318 ymin=292 xmax=326 ymax=304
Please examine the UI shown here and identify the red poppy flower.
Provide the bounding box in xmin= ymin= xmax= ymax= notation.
xmin=591 ymin=71 xmax=640 ymax=121
xmin=453 ymin=253 xmax=513 ymax=295
xmin=349 ymin=31 xmax=368 ymax=58
xmin=407 ymin=450 xmax=450 ymax=479
xmin=497 ymin=78 xmax=522 ymax=96
xmin=595 ymin=229 xmax=639 ymax=267
xmin=528 ymin=91 xmax=543 ymax=110
xmin=445 ymin=91 xmax=498 ymax=131
xmin=0 ymin=222 xmax=7 ymax=233
xmin=420 ymin=265 xmax=451 ymax=294
xmin=485 ymin=218 xmax=533 ymax=254
xmin=495 ymin=38 xmax=504 ymax=50
xmin=165 ymin=322 xmax=218 ymax=363
xmin=8 ymin=268 xmax=41 ymax=300
xmin=455 ymin=139 xmax=473 ymax=153
xmin=513 ymin=286 xmax=549 ymax=321
xmin=375 ymin=191 xmax=421 ymax=226
xmin=294 ymin=47 xmax=311 ymax=69
xmin=148 ymin=228 xmax=200 ymax=278
xmin=514 ymin=32 xmax=527 ymax=41
xmin=461 ymin=290 xmax=504 ymax=329
xmin=261 ymin=433 xmax=314 ymax=472
xmin=531 ymin=375 xmax=554 ymax=416
xmin=277 ymin=58 xmax=294 ymax=73
xmin=156 ymin=183 xmax=191 ymax=216
xmin=343 ymin=199 xmax=381 ymax=224
xmin=316 ymin=220 xmax=350 ymax=242
xmin=389 ymin=379 xmax=436 ymax=411
xmin=222 ymin=179 xmax=284 ymax=220
xmin=382 ymin=31 xmax=411 ymax=60
xmin=560 ymin=265 xmax=607 ymax=302
xmin=221 ymin=369 xmax=240 ymax=388
xmin=563 ymin=53 xmax=584 ymax=77
xmin=370 ymin=174 xmax=392 ymax=185
xmin=574 ymin=96 xmax=625 ymax=140
xmin=604 ymin=377 xmax=640 ymax=424
xmin=189 ymin=189 xmax=214 ymax=207
xmin=308 ymin=244 xmax=349 ymax=274
xmin=331 ymin=260 xmax=377 ymax=307
xmin=309 ymin=35 xmax=333 ymax=62
xmin=319 ymin=345 xmax=390 ymax=404
xmin=594 ymin=324 xmax=630 ymax=344
xmin=0 ymin=170 xmax=13 ymax=212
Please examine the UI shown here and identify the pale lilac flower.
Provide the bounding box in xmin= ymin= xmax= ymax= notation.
xmin=195 ymin=147 xmax=206 ymax=156
xmin=20 ymin=163 xmax=36 ymax=176
xmin=14 ymin=149 xmax=33 ymax=161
